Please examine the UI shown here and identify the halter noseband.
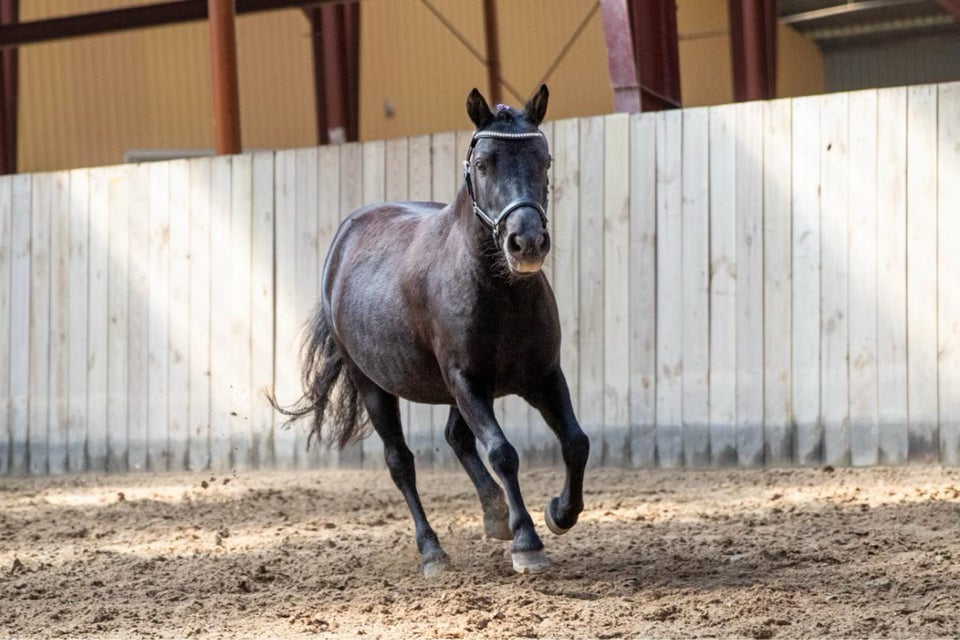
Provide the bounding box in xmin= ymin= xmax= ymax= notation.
xmin=463 ymin=129 xmax=549 ymax=242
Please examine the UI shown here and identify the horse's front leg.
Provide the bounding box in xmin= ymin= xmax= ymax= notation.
xmin=449 ymin=371 xmax=549 ymax=573
xmin=526 ymin=366 xmax=590 ymax=534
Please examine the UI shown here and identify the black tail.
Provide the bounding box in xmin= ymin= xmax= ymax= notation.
xmin=266 ymin=304 xmax=370 ymax=449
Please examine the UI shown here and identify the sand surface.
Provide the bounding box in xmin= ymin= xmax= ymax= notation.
xmin=2 ymin=464 xmax=960 ymax=638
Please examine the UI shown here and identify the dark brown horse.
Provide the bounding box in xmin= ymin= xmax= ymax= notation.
xmin=274 ymin=85 xmax=589 ymax=576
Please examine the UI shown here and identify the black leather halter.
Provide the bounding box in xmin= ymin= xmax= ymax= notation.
xmin=463 ymin=130 xmax=549 ymax=242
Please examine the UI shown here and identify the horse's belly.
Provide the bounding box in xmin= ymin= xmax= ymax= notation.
xmin=349 ymin=338 xmax=453 ymax=405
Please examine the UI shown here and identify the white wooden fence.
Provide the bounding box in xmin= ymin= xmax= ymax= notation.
xmin=2 ymin=81 xmax=960 ymax=475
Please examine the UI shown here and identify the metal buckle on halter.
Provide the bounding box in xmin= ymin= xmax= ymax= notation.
xmin=463 ymin=129 xmax=548 ymax=241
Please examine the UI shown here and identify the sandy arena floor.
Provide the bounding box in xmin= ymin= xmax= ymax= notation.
xmin=2 ymin=464 xmax=960 ymax=638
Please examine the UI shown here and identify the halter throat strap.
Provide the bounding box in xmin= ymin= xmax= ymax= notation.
xmin=463 ymin=129 xmax=548 ymax=241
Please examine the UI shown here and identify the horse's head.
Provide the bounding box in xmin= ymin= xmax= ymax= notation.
xmin=464 ymin=85 xmax=552 ymax=277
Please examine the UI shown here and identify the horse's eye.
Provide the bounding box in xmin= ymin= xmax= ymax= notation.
xmin=475 ymin=159 xmax=487 ymax=174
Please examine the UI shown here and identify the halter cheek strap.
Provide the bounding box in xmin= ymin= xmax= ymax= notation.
xmin=463 ymin=130 xmax=549 ymax=242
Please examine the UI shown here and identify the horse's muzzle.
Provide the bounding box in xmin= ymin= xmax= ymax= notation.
xmin=505 ymin=228 xmax=550 ymax=275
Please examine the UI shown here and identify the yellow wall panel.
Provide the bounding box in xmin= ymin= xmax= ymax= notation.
xmin=360 ymin=0 xmax=487 ymax=141
xmin=16 ymin=0 xmax=824 ymax=172
xmin=19 ymin=2 xmax=314 ymax=172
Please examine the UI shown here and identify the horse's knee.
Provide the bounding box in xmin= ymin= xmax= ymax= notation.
xmin=486 ymin=439 xmax=520 ymax=477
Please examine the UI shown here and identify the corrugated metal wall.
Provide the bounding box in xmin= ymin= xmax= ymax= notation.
xmin=825 ymin=33 xmax=960 ymax=92
xmin=19 ymin=1 xmax=316 ymax=173
xmin=16 ymin=1 xmax=825 ymax=173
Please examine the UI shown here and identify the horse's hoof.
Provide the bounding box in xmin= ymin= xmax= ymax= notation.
xmin=545 ymin=497 xmax=571 ymax=536
xmin=483 ymin=513 xmax=513 ymax=540
xmin=511 ymin=549 xmax=551 ymax=574
xmin=422 ymin=552 xmax=451 ymax=578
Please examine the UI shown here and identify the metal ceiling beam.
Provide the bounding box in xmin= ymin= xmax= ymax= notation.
xmin=780 ymin=0 xmax=932 ymax=25
xmin=0 ymin=0 xmax=348 ymax=50
xmin=729 ymin=0 xmax=777 ymax=102
xmin=208 ymin=0 xmax=241 ymax=155
xmin=599 ymin=0 xmax=681 ymax=113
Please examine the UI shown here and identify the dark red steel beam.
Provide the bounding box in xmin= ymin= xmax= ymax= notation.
xmin=482 ymin=0 xmax=502 ymax=107
xmin=0 ymin=0 xmax=345 ymax=50
xmin=306 ymin=3 xmax=360 ymax=144
xmin=208 ymin=0 xmax=241 ymax=155
xmin=938 ymin=0 xmax=960 ymax=21
xmin=306 ymin=8 xmax=330 ymax=145
xmin=599 ymin=0 xmax=681 ymax=113
xmin=729 ymin=0 xmax=777 ymax=102
xmin=0 ymin=0 xmax=17 ymax=174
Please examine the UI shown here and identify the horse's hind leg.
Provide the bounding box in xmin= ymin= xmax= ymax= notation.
xmin=351 ymin=370 xmax=450 ymax=577
xmin=444 ymin=407 xmax=512 ymax=540
xmin=527 ymin=367 xmax=589 ymax=535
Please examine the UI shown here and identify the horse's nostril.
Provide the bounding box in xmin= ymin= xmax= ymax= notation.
xmin=507 ymin=232 xmax=522 ymax=254
xmin=538 ymin=233 xmax=551 ymax=254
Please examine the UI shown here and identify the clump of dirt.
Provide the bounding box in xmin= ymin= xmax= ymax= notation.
xmin=2 ymin=465 xmax=960 ymax=638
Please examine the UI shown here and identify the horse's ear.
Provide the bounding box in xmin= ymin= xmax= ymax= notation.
xmin=524 ymin=84 xmax=549 ymax=126
xmin=466 ymin=88 xmax=494 ymax=129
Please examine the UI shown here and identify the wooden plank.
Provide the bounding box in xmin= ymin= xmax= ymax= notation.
xmin=550 ymin=118 xmax=580 ymax=466
xmin=628 ymin=113 xmax=656 ymax=468
xmin=708 ymin=104 xmax=738 ymax=466
xmin=315 ymin=144 xmax=341 ymax=470
xmin=406 ymin=134 xmax=434 ymax=466
xmin=86 ymin=171 xmax=109 ymax=472
xmin=430 ymin=131 xmax=460 ymax=469
xmin=735 ymin=101 xmax=765 ymax=468
xmin=251 ymin=151 xmax=276 ymax=469
xmin=167 ymin=160 xmax=191 ymax=472
xmin=938 ymin=82 xmax=960 ymax=465
xmin=147 ymin=162 xmax=171 ymax=471
xmin=847 ymin=90 xmax=879 ymax=467
xmin=385 ymin=137 xmax=412 ymax=465
xmin=361 ymin=140 xmax=386 ymax=471
xmin=819 ymin=92 xmax=851 ymax=467
xmin=602 ymin=113 xmax=631 ymax=467
xmin=28 ymin=172 xmax=52 ymax=475
xmin=338 ymin=142 xmax=364 ymax=468
xmin=9 ymin=176 xmax=31 ymax=475
xmin=0 ymin=176 xmax=10 ymax=475
xmin=762 ymin=99 xmax=794 ymax=467
xmin=67 ymin=170 xmax=89 ymax=472
xmin=229 ymin=155 xmax=254 ymax=470
xmin=208 ymin=156 xmax=232 ymax=471
xmin=293 ymin=147 xmax=320 ymax=470
xmin=791 ymin=96 xmax=822 ymax=466
xmin=48 ymin=172 xmax=71 ymax=474
xmin=126 ymin=164 xmax=149 ymax=472
xmin=681 ymin=108 xmax=710 ymax=468
xmin=187 ymin=158 xmax=212 ymax=471
xmin=906 ymin=85 xmax=939 ymax=464
xmin=271 ymin=149 xmax=299 ymax=470
xmin=528 ymin=120 xmax=558 ymax=468
xmin=875 ymin=87 xmax=908 ymax=466
xmin=579 ymin=115 xmax=606 ymax=466
xmin=655 ymin=110 xmax=683 ymax=468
